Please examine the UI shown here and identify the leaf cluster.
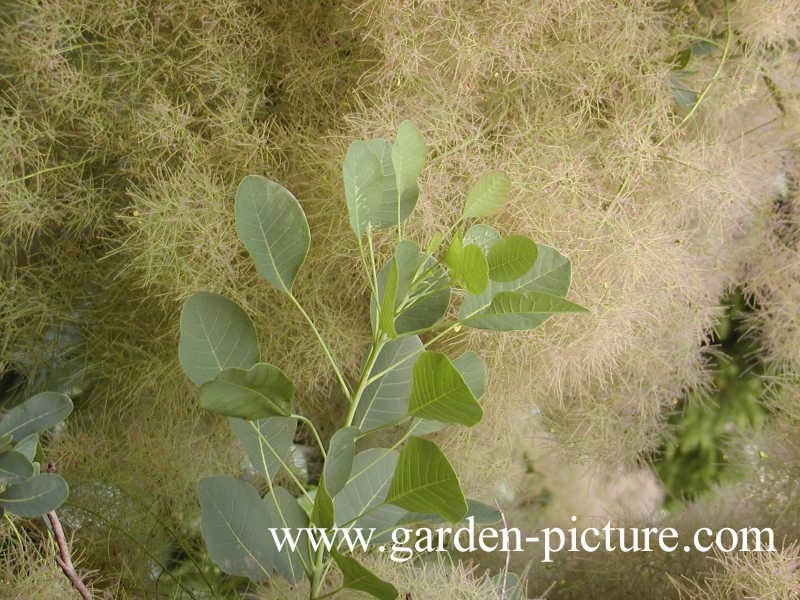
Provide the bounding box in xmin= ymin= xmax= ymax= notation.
xmin=178 ymin=122 xmax=586 ymax=599
xmin=0 ymin=392 xmax=72 ymax=518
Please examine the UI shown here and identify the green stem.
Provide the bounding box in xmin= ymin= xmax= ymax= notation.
xmin=309 ymin=547 xmax=329 ymax=599
xmin=289 ymin=293 xmax=352 ymax=401
xmin=344 ymin=336 xmax=387 ymax=428
xmin=314 ymin=584 xmax=343 ymax=600
xmin=366 ymin=226 xmax=380 ymax=300
xmin=363 ymin=319 xmax=463 ymax=386
xmin=294 ymin=413 xmax=327 ymax=459
xmin=396 ymin=279 xmax=451 ymax=314
xmin=2 ymin=157 xmax=93 ymax=188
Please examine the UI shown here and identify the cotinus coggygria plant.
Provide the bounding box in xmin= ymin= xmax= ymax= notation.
xmin=178 ymin=121 xmax=588 ymax=599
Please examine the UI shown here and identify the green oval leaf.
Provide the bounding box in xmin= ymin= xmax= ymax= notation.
xmin=178 ymin=292 xmax=260 ymax=386
xmin=462 ymin=290 xmax=588 ymax=331
xmin=460 ymin=244 xmax=490 ymax=293
xmin=407 ymin=352 xmax=482 ymax=427
xmin=324 ymin=427 xmax=360 ymax=496
xmin=487 ymin=235 xmax=538 ymax=282
xmin=198 ymin=363 xmax=294 ymax=420
xmin=334 ymin=448 xmax=400 ymax=529
xmin=0 ymin=392 xmax=72 ymax=442
xmin=386 ymin=437 xmax=467 ymax=523
xmin=0 ymin=473 xmax=68 ymax=517
xmin=263 ymin=486 xmax=310 ymax=582
xmin=463 ymin=171 xmax=510 ymax=218
xmin=365 ymin=138 xmax=400 ymax=229
xmin=198 ymin=476 xmax=273 ymax=581
xmin=343 ymin=141 xmax=384 ymax=237
xmin=331 ymin=548 xmax=399 ymax=600
xmin=391 ymin=119 xmax=425 ymax=225
xmin=446 ymin=235 xmax=489 ymax=294
xmin=235 ymin=175 xmax=310 ymax=293
xmin=13 ymin=434 xmax=38 ymax=462
xmin=0 ymin=451 xmax=34 ymax=484
xmin=352 ymin=336 xmax=423 ymax=431
xmin=411 ymin=349 xmax=487 ymax=435
xmin=443 ymin=231 xmax=464 ymax=272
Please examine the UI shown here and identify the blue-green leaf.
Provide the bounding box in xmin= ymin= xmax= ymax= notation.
xmin=391 ymin=120 xmax=425 ymax=225
xmin=0 ymin=473 xmax=68 ymax=517
xmin=334 ymin=448 xmax=400 ymax=529
xmin=13 ymin=434 xmax=38 ymax=462
xmin=343 ymin=141 xmax=384 ymax=237
xmin=0 ymin=392 xmax=72 ymax=442
xmin=198 ymin=476 xmax=274 ymax=581
xmin=263 ymin=486 xmax=309 ymax=582
xmin=352 ymin=336 xmax=422 ymax=431
xmin=235 ymin=175 xmax=310 ymax=293
xmin=365 ymin=139 xmax=400 ymax=229
xmin=0 ymin=451 xmax=34 ymax=485
xmin=398 ymin=498 xmax=502 ymax=526
xmin=324 ymin=427 xmax=360 ymax=496
xmin=463 ymin=223 xmax=500 ymax=252
xmin=179 ymin=292 xmax=260 ymax=386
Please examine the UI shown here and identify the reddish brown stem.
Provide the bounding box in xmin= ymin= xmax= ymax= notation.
xmin=47 ymin=509 xmax=91 ymax=599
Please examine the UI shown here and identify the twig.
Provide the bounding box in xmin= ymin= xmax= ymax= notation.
xmin=47 ymin=510 xmax=92 ymax=599
xmin=45 ymin=462 xmax=91 ymax=599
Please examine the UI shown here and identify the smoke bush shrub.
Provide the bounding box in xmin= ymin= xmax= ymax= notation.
xmin=178 ymin=121 xmax=586 ymax=598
